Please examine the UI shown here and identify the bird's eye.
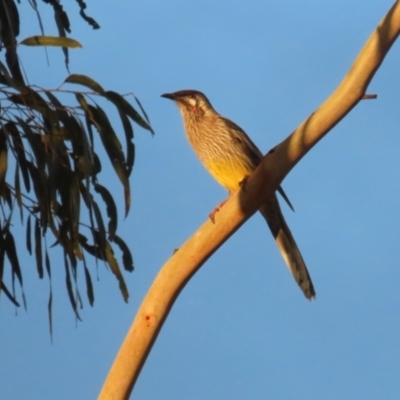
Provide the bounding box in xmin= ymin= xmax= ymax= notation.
xmin=188 ymin=94 xmax=195 ymax=99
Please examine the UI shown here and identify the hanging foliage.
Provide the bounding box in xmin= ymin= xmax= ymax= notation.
xmin=0 ymin=0 xmax=153 ymax=330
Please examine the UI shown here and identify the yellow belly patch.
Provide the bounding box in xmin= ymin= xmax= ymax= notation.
xmin=204 ymin=158 xmax=254 ymax=193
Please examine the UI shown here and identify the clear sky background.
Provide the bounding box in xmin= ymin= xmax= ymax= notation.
xmin=1 ymin=1 xmax=400 ymax=399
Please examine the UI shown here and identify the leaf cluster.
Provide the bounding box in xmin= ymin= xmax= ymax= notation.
xmin=0 ymin=63 xmax=154 ymax=327
xmin=0 ymin=1 xmax=154 ymax=330
xmin=0 ymin=0 xmax=99 ymax=78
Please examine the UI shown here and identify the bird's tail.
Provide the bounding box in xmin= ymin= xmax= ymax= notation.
xmin=260 ymin=197 xmax=316 ymax=300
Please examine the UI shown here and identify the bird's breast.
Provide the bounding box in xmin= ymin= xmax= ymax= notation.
xmin=184 ymin=116 xmax=257 ymax=192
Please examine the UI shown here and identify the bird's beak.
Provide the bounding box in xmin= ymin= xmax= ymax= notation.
xmin=161 ymin=92 xmax=175 ymax=100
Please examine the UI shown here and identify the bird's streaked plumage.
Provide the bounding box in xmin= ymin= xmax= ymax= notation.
xmin=162 ymin=89 xmax=315 ymax=299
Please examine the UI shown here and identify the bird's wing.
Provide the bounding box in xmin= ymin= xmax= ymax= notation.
xmin=221 ymin=117 xmax=263 ymax=167
xmin=277 ymin=186 xmax=295 ymax=212
xmin=222 ymin=117 xmax=295 ymax=211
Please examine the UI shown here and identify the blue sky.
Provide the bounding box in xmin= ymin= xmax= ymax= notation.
xmin=1 ymin=1 xmax=400 ymax=399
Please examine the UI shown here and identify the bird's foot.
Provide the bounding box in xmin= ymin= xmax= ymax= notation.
xmin=209 ymin=200 xmax=227 ymax=223
xmin=239 ymin=175 xmax=249 ymax=192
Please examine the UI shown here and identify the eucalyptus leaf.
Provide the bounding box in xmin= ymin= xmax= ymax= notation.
xmin=20 ymin=35 xmax=82 ymax=48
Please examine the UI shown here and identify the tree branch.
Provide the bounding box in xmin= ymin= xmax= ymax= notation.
xmin=99 ymin=2 xmax=400 ymax=399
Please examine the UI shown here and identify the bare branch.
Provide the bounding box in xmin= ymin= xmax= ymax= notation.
xmin=99 ymin=2 xmax=400 ymax=399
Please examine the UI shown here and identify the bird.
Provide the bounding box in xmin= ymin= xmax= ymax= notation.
xmin=161 ymin=89 xmax=315 ymax=300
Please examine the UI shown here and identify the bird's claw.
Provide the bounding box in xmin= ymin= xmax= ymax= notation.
xmin=209 ymin=200 xmax=227 ymax=223
xmin=239 ymin=175 xmax=249 ymax=192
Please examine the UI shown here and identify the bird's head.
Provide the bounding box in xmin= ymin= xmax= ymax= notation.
xmin=161 ymin=90 xmax=215 ymax=118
